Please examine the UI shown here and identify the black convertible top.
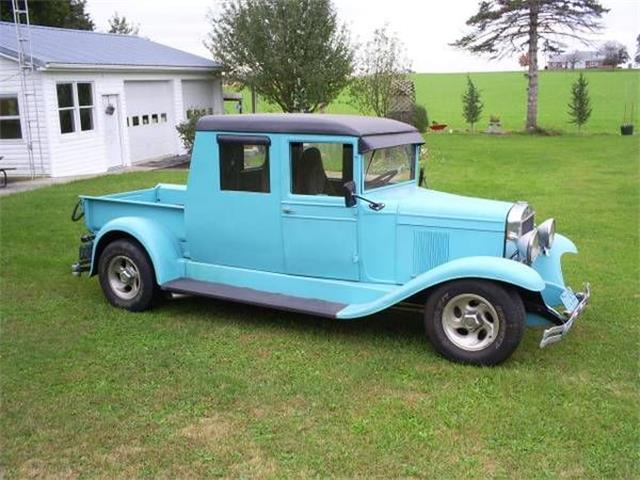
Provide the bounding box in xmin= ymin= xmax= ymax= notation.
xmin=196 ymin=113 xmax=424 ymax=152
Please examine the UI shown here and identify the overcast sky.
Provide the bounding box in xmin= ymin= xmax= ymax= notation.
xmin=87 ymin=0 xmax=639 ymax=73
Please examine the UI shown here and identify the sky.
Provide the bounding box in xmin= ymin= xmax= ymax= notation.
xmin=86 ymin=0 xmax=639 ymax=73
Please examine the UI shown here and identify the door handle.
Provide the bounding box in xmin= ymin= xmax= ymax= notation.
xmin=282 ymin=207 xmax=295 ymax=214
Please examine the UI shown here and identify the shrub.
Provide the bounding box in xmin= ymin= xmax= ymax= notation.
xmin=410 ymin=105 xmax=429 ymax=132
xmin=175 ymin=111 xmax=206 ymax=153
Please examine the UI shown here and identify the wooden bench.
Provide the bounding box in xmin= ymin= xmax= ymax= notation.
xmin=0 ymin=156 xmax=17 ymax=188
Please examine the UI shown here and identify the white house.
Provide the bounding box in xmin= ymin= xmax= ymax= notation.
xmin=0 ymin=21 xmax=224 ymax=177
xmin=547 ymin=51 xmax=605 ymax=70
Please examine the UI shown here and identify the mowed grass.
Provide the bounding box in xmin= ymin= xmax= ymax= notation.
xmin=231 ymin=69 xmax=640 ymax=134
xmin=1 ymin=134 xmax=639 ymax=478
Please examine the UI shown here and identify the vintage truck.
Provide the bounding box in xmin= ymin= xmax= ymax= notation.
xmin=72 ymin=114 xmax=589 ymax=365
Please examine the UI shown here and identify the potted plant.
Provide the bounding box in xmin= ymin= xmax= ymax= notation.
xmin=486 ymin=115 xmax=503 ymax=134
xmin=621 ymin=104 xmax=635 ymax=136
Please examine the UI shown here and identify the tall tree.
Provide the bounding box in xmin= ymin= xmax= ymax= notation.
xmin=349 ymin=26 xmax=411 ymax=117
xmin=598 ymin=41 xmax=629 ymax=67
xmin=635 ymin=34 xmax=640 ymax=64
xmin=568 ymin=73 xmax=592 ymax=131
xmin=108 ymin=12 xmax=139 ymax=35
xmin=0 ymin=0 xmax=94 ymax=30
xmin=207 ymin=0 xmax=353 ymax=113
xmin=462 ymin=76 xmax=483 ymax=132
xmin=452 ymin=0 xmax=607 ymax=131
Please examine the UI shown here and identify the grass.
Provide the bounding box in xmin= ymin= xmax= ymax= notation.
xmin=229 ymin=69 xmax=640 ymax=134
xmin=1 ymin=133 xmax=638 ymax=478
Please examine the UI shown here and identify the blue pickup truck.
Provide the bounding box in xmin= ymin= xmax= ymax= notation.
xmin=72 ymin=114 xmax=589 ymax=365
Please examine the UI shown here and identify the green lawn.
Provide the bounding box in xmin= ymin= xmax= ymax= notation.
xmin=230 ymin=69 xmax=640 ymax=134
xmin=1 ymin=134 xmax=639 ymax=478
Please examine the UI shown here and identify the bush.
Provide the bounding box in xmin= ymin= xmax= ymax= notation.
xmin=410 ymin=104 xmax=429 ymax=132
xmin=175 ymin=111 xmax=206 ymax=153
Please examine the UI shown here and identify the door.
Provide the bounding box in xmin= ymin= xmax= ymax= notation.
xmin=102 ymin=95 xmax=124 ymax=169
xmin=185 ymin=132 xmax=285 ymax=272
xmin=124 ymin=81 xmax=175 ymax=162
xmin=281 ymin=138 xmax=360 ymax=281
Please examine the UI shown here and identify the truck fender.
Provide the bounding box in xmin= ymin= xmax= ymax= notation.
xmin=89 ymin=216 xmax=183 ymax=284
xmin=532 ymin=233 xmax=578 ymax=306
xmin=338 ymin=256 xmax=545 ymax=319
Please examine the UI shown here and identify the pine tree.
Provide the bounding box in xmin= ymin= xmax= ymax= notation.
xmin=568 ymin=73 xmax=592 ymax=131
xmin=462 ymin=76 xmax=483 ymax=132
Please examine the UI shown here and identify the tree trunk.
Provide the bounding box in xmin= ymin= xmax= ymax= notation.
xmin=526 ymin=1 xmax=539 ymax=131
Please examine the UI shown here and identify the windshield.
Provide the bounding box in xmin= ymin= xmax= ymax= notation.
xmin=363 ymin=144 xmax=416 ymax=190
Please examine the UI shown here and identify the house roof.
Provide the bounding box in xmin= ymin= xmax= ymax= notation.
xmin=197 ymin=113 xmax=425 ymax=153
xmin=548 ymin=51 xmax=603 ymax=63
xmin=0 ymin=21 xmax=221 ymax=71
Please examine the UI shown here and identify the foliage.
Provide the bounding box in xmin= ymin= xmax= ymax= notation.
xmin=175 ymin=111 xmax=206 ymax=153
xmin=0 ymin=0 xmax=94 ymax=30
xmin=108 ymin=12 xmax=139 ymax=35
xmin=636 ymin=34 xmax=640 ymax=64
xmin=451 ymin=0 xmax=607 ymax=131
xmin=518 ymin=52 xmax=529 ymax=67
xmin=207 ymin=0 xmax=352 ymax=113
xmin=598 ymin=41 xmax=630 ymax=67
xmin=461 ymin=75 xmax=483 ymax=132
xmin=410 ymin=104 xmax=428 ymax=132
xmin=568 ymin=73 xmax=592 ymax=130
xmin=489 ymin=115 xmax=501 ymax=124
xmin=1 ymin=135 xmax=638 ymax=478
xmin=349 ymin=26 xmax=412 ymax=117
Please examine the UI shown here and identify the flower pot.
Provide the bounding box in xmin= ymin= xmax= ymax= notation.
xmin=620 ymin=125 xmax=634 ymax=136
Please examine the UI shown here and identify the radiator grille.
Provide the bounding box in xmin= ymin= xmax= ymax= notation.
xmin=412 ymin=230 xmax=450 ymax=276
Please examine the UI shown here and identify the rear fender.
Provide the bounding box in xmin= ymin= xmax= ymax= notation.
xmin=338 ymin=256 xmax=544 ymax=319
xmin=89 ymin=217 xmax=183 ymax=284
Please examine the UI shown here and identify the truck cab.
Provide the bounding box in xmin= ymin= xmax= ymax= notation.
xmin=73 ymin=114 xmax=589 ymax=365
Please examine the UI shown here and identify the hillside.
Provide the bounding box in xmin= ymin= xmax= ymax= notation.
xmin=229 ymin=69 xmax=640 ymax=134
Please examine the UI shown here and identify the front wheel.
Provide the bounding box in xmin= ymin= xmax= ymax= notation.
xmin=98 ymin=239 xmax=159 ymax=312
xmin=424 ymin=280 xmax=525 ymax=366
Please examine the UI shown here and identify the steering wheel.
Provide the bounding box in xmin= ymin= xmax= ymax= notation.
xmin=367 ymin=169 xmax=398 ymax=188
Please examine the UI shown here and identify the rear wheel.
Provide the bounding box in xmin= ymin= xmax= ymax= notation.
xmin=98 ymin=239 xmax=159 ymax=311
xmin=424 ymin=280 xmax=525 ymax=366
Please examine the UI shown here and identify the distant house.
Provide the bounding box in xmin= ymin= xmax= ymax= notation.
xmin=0 ymin=21 xmax=223 ymax=177
xmin=547 ymin=51 xmax=605 ymax=70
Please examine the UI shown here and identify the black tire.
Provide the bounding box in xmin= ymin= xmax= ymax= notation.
xmin=98 ymin=238 xmax=160 ymax=312
xmin=424 ymin=279 xmax=525 ymax=366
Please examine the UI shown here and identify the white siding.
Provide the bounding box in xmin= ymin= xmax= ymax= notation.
xmin=0 ymin=56 xmax=51 ymax=177
xmin=2 ymin=64 xmax=222 ymax=177
xmin=182 ymin=79 xmax=219 ymax=116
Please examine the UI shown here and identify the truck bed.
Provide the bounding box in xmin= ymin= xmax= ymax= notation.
xmin=81 ymin=183 xmax=186 ymax=239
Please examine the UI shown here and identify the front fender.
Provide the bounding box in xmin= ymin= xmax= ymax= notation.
xmin=338 ymin=256 xmax=544 ymax=319
xmin=90 ymin=217 xmax=183 ymax=284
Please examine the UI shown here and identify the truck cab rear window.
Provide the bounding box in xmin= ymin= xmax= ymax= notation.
xmin=219 ymin=142 xmax=270 ymax=193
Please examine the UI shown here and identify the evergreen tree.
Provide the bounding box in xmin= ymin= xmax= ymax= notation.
xmin=0 ymin=0 xmax=94 ymax=30
xmin=568 ymin=73 xmax=592 ymax=131
xmin=462 ymin=76 xmax=483 ymax=132
xmin=108 ymin=12 xmax=139 ymax=35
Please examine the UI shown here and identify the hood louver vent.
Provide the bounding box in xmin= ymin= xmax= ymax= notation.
xmin=412 ymin=230 xmax=450 ymax=276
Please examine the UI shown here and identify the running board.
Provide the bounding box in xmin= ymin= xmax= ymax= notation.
xmin=162 ymin=278 xmax=347 ymax=318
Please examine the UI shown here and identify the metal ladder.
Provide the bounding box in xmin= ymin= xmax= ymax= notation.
xmin=12 ymin=0 xmax=44 ymax=178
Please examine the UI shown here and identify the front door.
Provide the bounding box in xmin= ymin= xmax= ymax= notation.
xmin=281 ymin=138 xmax=360 ymax=281
xmin=102 ymin=95 xmax=124 ymax=169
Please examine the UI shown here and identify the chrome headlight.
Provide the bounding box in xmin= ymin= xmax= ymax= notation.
xmin=538 ymin=218 xmax=556 ymax=252
xmin=517 ymin=229 xmax=541 ymax=264
xmin=507 ymin=202 xmax=535 ymax=240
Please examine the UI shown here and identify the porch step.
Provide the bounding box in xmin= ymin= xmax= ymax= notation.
xmin=162 ymin=278 xmax=347 ymax=318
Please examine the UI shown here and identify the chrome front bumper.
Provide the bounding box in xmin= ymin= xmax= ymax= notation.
xmin=539 ymin=283 xmax=591 ymax=348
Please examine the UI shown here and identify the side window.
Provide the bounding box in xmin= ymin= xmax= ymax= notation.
xmin=290 ymin=142 xmax=353 ymax=197
xmin=219 ymin=137 xmax=270 ymax=193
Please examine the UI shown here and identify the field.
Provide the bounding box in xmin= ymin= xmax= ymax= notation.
xmin=231 ymin=69 xmax=640 ymax=134
xmin=1 ymin=133 xmax=638 ymax=478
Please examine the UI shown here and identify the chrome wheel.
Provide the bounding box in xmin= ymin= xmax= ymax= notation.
xmin=107 ymin=255 xmax=141 ymax=300
xmin=441 ymin=293 xmax=500 ymax=352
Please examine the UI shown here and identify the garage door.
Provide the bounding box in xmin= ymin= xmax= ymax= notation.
xmin=124 ymin=81 xmax=176 ymax=163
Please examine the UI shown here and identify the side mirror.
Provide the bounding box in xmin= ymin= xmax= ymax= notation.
xmin=343 ymin=181 xmax=357 ymax=208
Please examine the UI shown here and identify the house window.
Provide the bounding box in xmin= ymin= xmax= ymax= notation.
xmin=56 ymin=82 xmax=94 ymax=134
xmin=0 ymin=96 xmax=22 ymax=140
xmin=218 ymin=135 xmax=270 ymax=193
xmin=290 ymin=142 xmax=353 ymax=197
